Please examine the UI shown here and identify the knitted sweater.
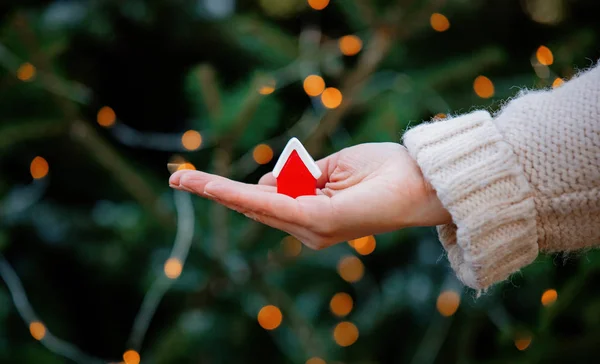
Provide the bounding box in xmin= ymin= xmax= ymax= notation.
xmin=403 ymin=64 xmax=600 ymax=290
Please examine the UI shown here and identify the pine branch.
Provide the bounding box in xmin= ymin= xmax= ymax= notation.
xmin=0 ymin=120 xmax=68 ymax=152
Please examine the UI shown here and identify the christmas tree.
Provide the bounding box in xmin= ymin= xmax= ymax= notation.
xmin=0 ymin=0 xmax=599 ymax=363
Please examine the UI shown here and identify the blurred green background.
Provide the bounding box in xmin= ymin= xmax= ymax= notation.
xmin=1 ymin=0 xmax=599 ymax=363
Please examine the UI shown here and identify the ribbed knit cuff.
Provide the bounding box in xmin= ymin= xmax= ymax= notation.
xmin=403 ymin=111 xmax=539 ymax=289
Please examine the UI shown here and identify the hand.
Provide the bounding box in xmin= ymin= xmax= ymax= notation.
xmin=169 ymin=143 xmax=451 ymax=250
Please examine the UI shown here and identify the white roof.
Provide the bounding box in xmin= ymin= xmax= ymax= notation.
xmin=272 ymin=137 xmax=322 ymax=179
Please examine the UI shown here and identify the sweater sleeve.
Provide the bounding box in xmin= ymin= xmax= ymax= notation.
xmin=403 ymin=64 xmax=600 ymax=290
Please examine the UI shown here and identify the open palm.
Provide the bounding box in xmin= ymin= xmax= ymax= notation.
xmin=169 ymin=143 xmax=450 ymax=249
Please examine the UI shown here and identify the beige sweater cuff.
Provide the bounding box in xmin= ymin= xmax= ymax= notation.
xmin=403 ymin=111 xmax=539 ymax=289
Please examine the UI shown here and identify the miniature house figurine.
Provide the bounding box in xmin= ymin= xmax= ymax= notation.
xmin=272 ymin=137 xmax=322 ymax=198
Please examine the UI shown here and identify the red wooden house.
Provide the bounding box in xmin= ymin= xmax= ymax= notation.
xmin=272 ymin=137 xmax=322 ymax=198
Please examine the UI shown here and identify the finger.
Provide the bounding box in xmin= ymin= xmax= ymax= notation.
xmin=258 ymin=172 xmax=277 ymax=186
xmin=204 ymin=180 xmax=313 ymax=225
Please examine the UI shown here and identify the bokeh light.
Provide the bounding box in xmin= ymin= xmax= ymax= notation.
xmin=473 ymin=76 xmax=495 ymax=98
xmin=306 ymin=358 xmax=326 ymax=364
xmin=552 ymin=77 xmax=564 ymax=88
xmin=258 ymin=305 xmax=282 ymax=330
xmin=536 ymin=46 xmax=554 ymax=66
xmin=308 ymin=0 xmax=329 ymax=11
xmin=30 ymin=156 xmax=49 ymax=180
xmin=123 ymin=350 xmax=141 ymax=364
xmin=29 ymin=321 xmax=46 ymax=341
xmin=330 ymin=292 xmax=353 ymax=317
xmin=514 ymin=333 xmax=532 ymax=351
xmin=97 ymin=106 xmax=116 ymax=127
xmin=350 ymin=236 xmax=376 ymax=255
xmin=541 ymin=289 xmax=558 ymax=306
xmin=258 ymin=79 xmax=276 ymax=95
xmin=181 ymin=130 xmax=202 ymax=151
xmin=176 ymin=163 xmax=196 ymax=171
xmin=430 ymin=13 xmax=450 ymax=32
xmin=436 ymin=290 xmax=460 ymax=317
xmin=303 ymin=75 xmax=326 ymax=97
xmin=321 ymin=87 xmax=343 ymax=109
xmin=433 ymin=113 xmax=447 ymax=120
xmin=337 ymin=256 xmax=364 ymax=283
xmin=333 ymin=321 xmax=359 ymax=347
xmin=338 ymin=35 xmax=363 ymax=56
xmin=253 ymin=144 xmax=274 ymax=164
xmin=17 ymin=62 xmax=36 ymax=81
xmin=282 ymin=236 xmax=302 ymax=257
xmin=164 ymin=258 xmax=183 ymax=279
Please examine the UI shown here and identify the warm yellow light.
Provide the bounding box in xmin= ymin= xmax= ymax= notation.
xmin=430 ymin=13 xmax=450 ymax=32
xmin=30 ymin=156 xmax=49 ymax=180
xmin=541 ymin=289 xmax=557 ymax=306
xmin=337 ymin=256 xmax=364 ymax=283
xmin=306 ymin=357 xmax=326 ymax=364
xmin=536 ymin=46 xmax=554 ymax=66
xmin=514 ymin=334 xmax=532 ymax=351
xmin=97 ymin=106 xmax=116 ymax=127
xmin=552 ymin=77 xmax=564 ymax=88
xmin=258 ymin=80 xmax=276 ymax=95
xmin=333 ymin=321 xmax=359 ymax=347
xmin=258 ymin=305 xmax=282 ymax=330
xmin=308 ymin=0 xmax=329 ymax=10
xmin=17 ymin=62 xmax=36 ymax=82
xmin=29 ymin=321 xmax=46 ymax=341
xmin=321 ymin=87 xmax=343 ymax=109
xmin=350 ymin=236 xmax=376 ymax=256
xmin=338 ymin=35 xmax=363 ymax=56
xmin=123 ymin=350 xmax=141 ymax=364
xmin=282 ymin=236 xmax=302 ymax=257
xmin=176 ymin=163 xmax=196 ymax=171
xmin=473 ymin=76 xmax=494 ymax=99
xmin=436 ymin=290 xmax=460 ymax=317
xmin=253 ymin=144 xmax=274 ymax=164
xmin=164 ymin=258 xmax=183 ymax=279
xmin=181 ymin=130 xmax=202 ymax=151
xmin=330 ymin=292 xmax=353 ymax=317
xmin=303 ymin=75 xmax=326 ymax=97
xmin=433 ymin=113 xmax=447 ymax=120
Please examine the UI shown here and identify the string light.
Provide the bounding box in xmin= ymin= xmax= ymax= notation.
xmin=321 ymin=87 xmax=343 ymax=109
xmin=97 ymin=106 xmax=116 ymax=127
xmin=552 ymin=77 xmax=564 ymax=88
xmin=430 ymin=13 xmax=450 ymax=32
xmin=258 ymin=80 xmax=276 ymax=95
xmin=338 ymin=35 xmax=363 ymax=56
xmin=281 ymin=236 xmax=302 ymax=257
xmin=29 ymin=321 xmax=46 ymax=341
xmin=17 ymin=62 xmax=36 ymax=82
xmin=303 ymin=75 xmax=326 ymax=97
xmin=306 ymin=358 xmax=326 ymax=364
xmin=307 ymin=0 xmax=329 ymax=11
xmin=164 ymin=258 xmax=183 ymax=279
xmin=333 ymin=321 xmax=359 ymax=347
xmin=330 ymin=292 xmax=353 ymax=317
xmin=176 ymin=163 xmax=196 ymax=171
xmin=30 ymin=156 xmax=49 ymax=180
xmin=436 ymin=290 xmax=460 ymax=317
xmin=473 ymin=76 xmax=494 ymax=99
xmin=181 ymin=130 xmax=202 ymax=151
xmin=349 ymin=236 xmax=376 ymax=256
xmin=337 ymin=256 xmax=364 ymax=283
xmin=253 ymin=144 xmax=274 ymax=164
xmin=123 ymin=350 xmax=141 ymax=364
xmin=514 ymin=333 xmax=532 ymax=351
xmin=541 ymin=289 xmax=557 ymax=306
xmin=257 ymin=305 xmax=282 ymax=330
xmin=536 ymin=46 xmax=554 ymax=66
